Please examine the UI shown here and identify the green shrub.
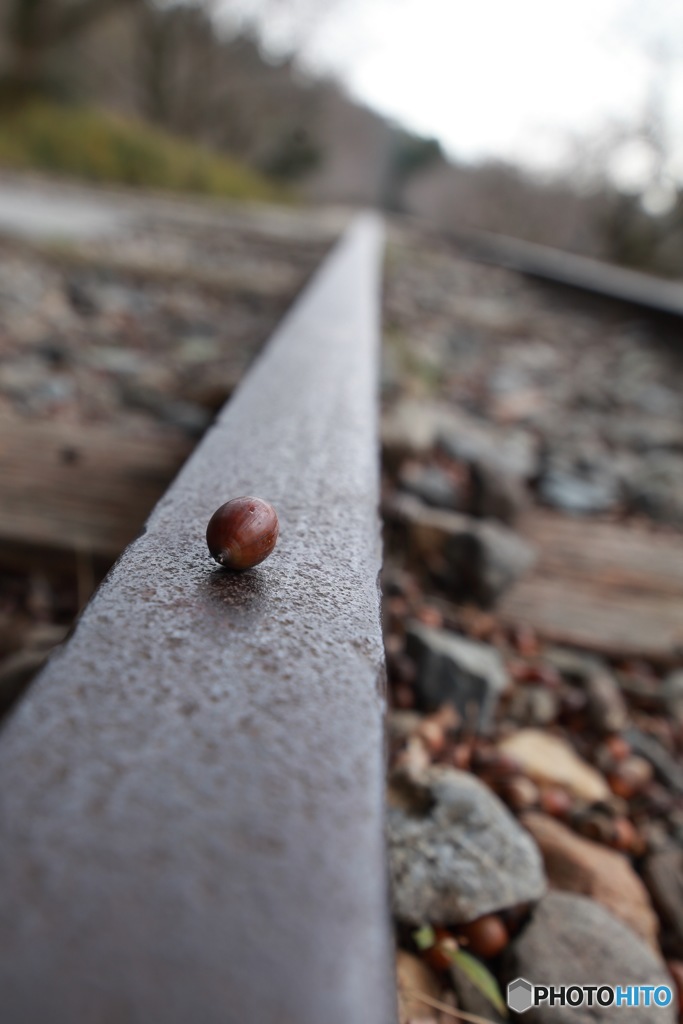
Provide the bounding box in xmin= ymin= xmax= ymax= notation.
xmin=0 ymin=103 xmax=285 ymax=201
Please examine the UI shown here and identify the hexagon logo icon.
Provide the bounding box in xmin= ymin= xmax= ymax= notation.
xmin=508 ymin=977 xmax=534 ymax=1014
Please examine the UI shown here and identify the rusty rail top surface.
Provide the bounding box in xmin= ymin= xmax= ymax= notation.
xmin=0 ymin=214 xmax=396 ymax=1024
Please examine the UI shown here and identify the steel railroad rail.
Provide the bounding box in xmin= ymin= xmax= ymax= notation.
xmin=0 ymin=214 xmax=397 ymax=1024
xmin=438 ymin=224 xmax=683 ymax=318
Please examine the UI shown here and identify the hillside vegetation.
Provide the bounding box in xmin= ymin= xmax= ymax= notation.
xmin=0 ymin=102 xmax=284 ymax=201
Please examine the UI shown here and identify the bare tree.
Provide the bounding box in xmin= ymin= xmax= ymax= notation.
xmin=2 ymin=0 xmax=143 ymax=99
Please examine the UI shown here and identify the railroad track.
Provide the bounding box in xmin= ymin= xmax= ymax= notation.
xmin=0 ymin=214 xmax=396 ymax=1024
xmin=416 ymin=220 xmax=683 ymax=319
xmin=2 ymin=195 xmax=683 ymax=1022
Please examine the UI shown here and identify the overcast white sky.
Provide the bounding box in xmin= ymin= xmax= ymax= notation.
xmin=219 ymin=0 xmax=683 ymax=193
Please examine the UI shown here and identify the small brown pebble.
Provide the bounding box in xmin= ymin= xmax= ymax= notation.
xmin=640 ymin=781 xmax=675 ymax=816
xmin=603 ymin=793 xmax=630 ymax=817
xmin=604 ymin=735 xmax=631 ymax=762
xmin=387 ymin=711 xmax=423 ymax=742
xmin=432 ymin=704 xmax=461 ymax=732
xmin=575 ymin=812 xmax=614 ymax=845
xmin=470 ymin=745 xmax=496 ymax=772
xmin=502 ymin=775 xmax=540 ymax=812
xmin=458 ymin=914 xmax=509 ymax=958
xmin=489 ymin=751 xmax=523 ymax=778
xmin=384 ymin=633 xmax=403 ymax=659
xmin=608 ymin=755 xmax=654 ymax=800
xmin=539 ymin=786 xmax=573 ymax=818
xmin=640 ymin=820 xmax=671 ymax=853
xmin=511 ymin=624 xmax=540 ymax=658
xmin=510 ymin=660 xmax=561 ymax=688
xmin=610 ymin=816 xmax=640 ymax=853
xmin=559 ymin=688 xmax=588 ymax=714
xmin=387 ymin=595 xmax=411 ymax=624
xmin=666 ymin=960 xmax=683 ymax=1011
xmin=535 ymin=664 xmax=563 ymax=688
xmin=461 ymin=609 xmax=497 ymax=641
xmin=394 ymin=684 xmax=416 ymax=710
xmin=509 ymin=660 xmax=531 ymax=683
xmin=391 ymin=654 xmax=417 ymax=687
xmin=395 ymin=735 xmax=431 ymax=774
xmin=490 ymin=628 xmax=509 ymax=650
xmin=620 ymin=658 xmax=656 ymax=679
xmin=415 ymin=604 xmax=444 ymax=629
xmin=642 ymin=716 xmax=676 ymax=749
xmin=417 ymin=718 xmax=447 ymax=756
xmin=472 ymin=746 xmax=518 ymax=779
xmin=452 ymin=743 xmax=472 ymax=770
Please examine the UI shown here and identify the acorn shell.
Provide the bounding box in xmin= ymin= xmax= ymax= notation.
xmin=206 ymin=496 xmax=279 ymax=570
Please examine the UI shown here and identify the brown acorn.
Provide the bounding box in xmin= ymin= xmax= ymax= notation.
xmin=206 ymin=496 xmax=279 ymax=570
xmin=458 ymin=914 xmax=509 ymax=959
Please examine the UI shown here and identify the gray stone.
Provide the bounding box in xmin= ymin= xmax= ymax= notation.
xmin=387 ymin=767 xmax=546 ymax=925
xmin=663 ymin=670 xmax=683 ymax=727
xmin=502 ymin=892 xmax=675 ymax=1023
xmin=538 ymin=435 xmax=624 ymax=514
xmin=624 ymin=452 xmax=683 ymax=526
xmin=607 ymin=417 xmax=683 ymax=454
xmin=438 ymin=419 xmax=538 ymax=481
xmin=119 ymin=383 xmax=211 ymax=436
xmin=631 ymin=383 xmax=680 ymax=417
xmin=507 ymin=686 xmax=559 ymax=728
xmin=387 ymin=495 xmax=535 ymax=605
xmin=643 ymin=848 xmax=683 ymax=958
xmin=539 ymin=464 xmax=619 ymax=515
xmin=544 ymin=647 xmax=603 ymax=680
xmin=583 ymin=667 xmax=629 ymax=734
xmin=398 ymin=462 xmax=461 ymax=510
xmin=615 ymin=671 xmax=665 ymax=708
xmin=382 ymin=400 xmax=538 ymax=485
xmin=545 ymin=648 xmax=628 ymax=732
xmin=437 ymin=419 xmax=531 ymax=524
xmin=457 ymin=517 xmax=536 ymax=605
xmin=625 ymin=727 xmax=683 ymax=796
xmin=381 ymin=398 xmax=456 ymax=465
xmin=387 ymin=710 xmax=424 ymax=742
xmin=84 ymin=346 xmax=150 ymax=375
xmin=0 ymin=359 xmax=72 ymax=405
xmin=406 ymin=622 xmax=508 ymax=729
xmin=469 ymin=458 xmax=528 ymax=525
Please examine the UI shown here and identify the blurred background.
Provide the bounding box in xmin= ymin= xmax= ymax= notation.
xmin=2 ymin=4 xmax=683 ymax=725
xmin=1 ymin=0 xmax=683 ymax=272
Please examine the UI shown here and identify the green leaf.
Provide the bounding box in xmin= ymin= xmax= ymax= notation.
xmin=451 ymin=948 xmax=508 ymax=1018
xmin=412 ymin=925 xmax=436 ymax=951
